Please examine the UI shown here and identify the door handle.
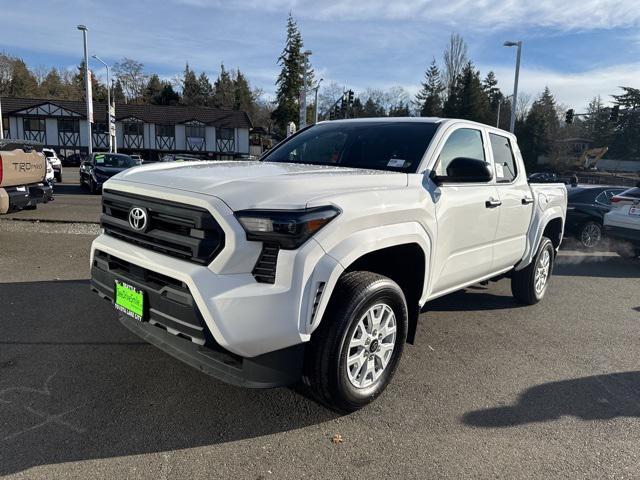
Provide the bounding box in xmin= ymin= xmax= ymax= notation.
xmin=485 ymin=198 xmax=502 ymax=208
xmin=521 ymin=197 xmax=534 ymax=205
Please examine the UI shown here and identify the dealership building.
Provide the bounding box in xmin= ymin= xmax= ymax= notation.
xmin=0 ymin=97 xmax=252 ymax=161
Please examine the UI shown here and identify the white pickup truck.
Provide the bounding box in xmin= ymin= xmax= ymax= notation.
xmin=90 ymin=118 xmax=567 ymax=412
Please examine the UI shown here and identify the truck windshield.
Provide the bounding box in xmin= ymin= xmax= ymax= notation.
xmin=262 ymin=121 xmax=439 ymax=173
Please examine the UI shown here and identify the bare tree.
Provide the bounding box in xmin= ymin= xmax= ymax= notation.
xmin=318 ymin=81 xmax=345 ymax=115
xmin=113 ymin=58 xmax=148 ymax=103
xmin=516 ymin=92 xmax=532 ymax=121
xmin=442 ymin=33 xmax=468 ymax=93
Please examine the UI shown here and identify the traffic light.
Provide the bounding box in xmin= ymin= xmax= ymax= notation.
xmin=565 ymin=109 xmax=574 ymax=124
xmin=347 ymin=89 xmax=354 ymax=105
xmin=610 ymin=105 xmax=620 ymax=122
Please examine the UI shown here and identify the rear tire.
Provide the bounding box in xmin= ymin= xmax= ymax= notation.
xmin=89 ymin=178 xmax=98 ymax=195
xmin=55 ymin=171 xmax=62 ymax=183
xmin=303 ymin=271 xmax=408 ymax=413
xmin=511 ymin=236 xmax=555 ymax=305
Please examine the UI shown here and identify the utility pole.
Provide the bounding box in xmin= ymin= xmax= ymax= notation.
xmin=0 ymin=96 xmax=3 ymax=140
xmin=314 ymin=78 xmax=324 ymax=124
xmin=92 ymin=55 xmax=113 ymax=152
xmin=299 ymin=50 xmax=312 ymax=129
xmin=78 ymin=25 xmax=93 ymax=154
xmin=504 ymin=40 xmax=522 ymax=134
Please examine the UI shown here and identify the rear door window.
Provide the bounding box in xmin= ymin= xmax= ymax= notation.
xmin=489 ymin=133 xmax=517 ymax=183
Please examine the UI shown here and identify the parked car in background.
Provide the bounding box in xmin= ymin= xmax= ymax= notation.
xmin=130 ymin=154 xmax=143 ymax=165
xmin=604 ymin=186 xmax=640 ymax=258
xmin=42 ymin=148 xmax=62 ymax=182
xmin=528 ymin=172 xmax=558 ymax=183
xmin=79 ymin=153 xmax=139 ymax=194
xmin=64 ymin=153 xmax=86 ymax=167
xmin=565 ymin=185 xmax=627 ymax=248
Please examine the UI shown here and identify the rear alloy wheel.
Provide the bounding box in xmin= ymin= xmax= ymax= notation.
xmin=578 ymin=221 xmax=602 ymax=249
xmin=511 ymin=236 xmax=555 ymax=305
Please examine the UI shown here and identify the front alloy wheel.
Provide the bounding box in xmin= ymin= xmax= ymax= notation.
xmin=303 ymin=271 xmax=408 ymax=412
xmin=346 ymin=303 xmax=397 ymax=389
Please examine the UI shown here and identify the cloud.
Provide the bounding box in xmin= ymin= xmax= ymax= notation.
xmin=484 ymin=63 xmax=640 ymax=110
xmin=176 ymin=0 xmax=640 ymax=30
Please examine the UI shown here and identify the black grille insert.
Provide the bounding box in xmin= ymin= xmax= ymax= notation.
xmin=101 ymin=190 xmax=224 ymax=265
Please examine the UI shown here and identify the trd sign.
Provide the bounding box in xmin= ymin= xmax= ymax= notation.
xmin=11 ymin=162 xmax=43 ymax=172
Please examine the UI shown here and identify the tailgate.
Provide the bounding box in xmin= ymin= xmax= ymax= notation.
xmin=0 ymin=140 xmax=46 ymax=188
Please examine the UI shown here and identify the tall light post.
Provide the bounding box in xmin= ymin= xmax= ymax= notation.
xmin=299 ymin=50 xmax=312 ymax=129
xmin=504 ymin=40 xmax=522 ymax=134
xmin=496 ymin=94 xmax=513 ymax=128
xmin=314 ymin=78 xmax=324 ymax=124
xmin=0 ymin=96 xmax=4 ymax=140
xmin=78 ymin=25 xmax=93 ymax=154
xmin=92 ymin=55 xmax=113 ymax=152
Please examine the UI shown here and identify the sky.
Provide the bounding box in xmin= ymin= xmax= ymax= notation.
xmin=2 ymin=0 xmax=640 ymax=110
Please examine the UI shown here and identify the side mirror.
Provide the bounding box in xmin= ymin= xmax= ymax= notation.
xmin=431 ymin=157 xmax=493 ymax=184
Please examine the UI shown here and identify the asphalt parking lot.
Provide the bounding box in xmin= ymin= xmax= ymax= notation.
xmin=1 ymin=168 xmax=640 ymax=479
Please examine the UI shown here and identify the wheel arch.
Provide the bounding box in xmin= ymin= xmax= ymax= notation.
xmin=313 ymin=223 xmax=432 ymax=344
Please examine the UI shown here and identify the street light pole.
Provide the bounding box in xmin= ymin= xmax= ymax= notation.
xmin=78 ymin=25 xmax=93 ymax=154
xmin=314 ymin=78 xmax=324 ymax=124
xmin=92 ymin=55 xmax=112 ymax=152
xmin=504 ymin=40 xmax=522 ymax=134
xmin=0 ymin=96 xmax=3 ymax=140
xmin=300 ymin=50 xmax=312 ymax=129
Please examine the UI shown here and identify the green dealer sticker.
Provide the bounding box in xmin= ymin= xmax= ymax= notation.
xmin=114 ymin=281 xmax=144 ymax=321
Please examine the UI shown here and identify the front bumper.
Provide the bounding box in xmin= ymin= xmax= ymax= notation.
xmin=91 ymin=250 xmax=306 ymax=387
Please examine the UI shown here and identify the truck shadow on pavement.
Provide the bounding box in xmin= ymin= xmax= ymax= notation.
xmin=462 ymin=372 xmax=640 ymax=428
xmin=0 ymin=280 xmax=336 ymax=476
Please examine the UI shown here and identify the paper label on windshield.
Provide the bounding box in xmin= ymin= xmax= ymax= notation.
xmin=95 ymin=154 xmax=105 ymax=165
xmin=495 ymin=164 xmax=504 ymax=178
xmin=387 ymin=159 xmax=407 ymax=168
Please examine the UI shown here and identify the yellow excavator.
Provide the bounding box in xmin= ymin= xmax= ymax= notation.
xmin=578 ymin=146 xmax=608 ymax=170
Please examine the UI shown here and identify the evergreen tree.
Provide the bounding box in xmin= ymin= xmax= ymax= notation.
xmin=456 ymin=62 xmax=491 ymax=124
xmin=233 ymin=70 xmax=254 ymax=114
xmin=113 ymin=79 xmax=126 ymax=103
xmin=610 ymin=87 xmax=640 ymax=159
xmin=482 ymin=71 xmax=503 ymax=124
xmin=7 ymin=58 xmax=38 ymax=97
xmin=197 ymin=72 xmax=213 ymax=106
xmin=520 ymin=87 xmax=560 ymax=168
xmin=415 ymin=59 xmax=444 ymax=117
xmin=582 ymin=96 xmax=614 ymax=148
xmin=181 ymin=63 xmax=200 ymax=106
xmin=362 ymin=97 xmax=386 ymax=117
xmin=73 ymin=60 xmax=107 ymax=102
xmin=156 ymin=82 xmax=180 ymax=105
xmin=39 ymin=68 xmax=64 ymax=98
xmin=272 ymin=13 xmax=306 ymax=133
xmin=143 ymin=74 xmax=163 ymax=104
xmin=388 ymin=101 xmax=410 ymax=117
xmin=212 ymin=63 xmax=235 ymax=109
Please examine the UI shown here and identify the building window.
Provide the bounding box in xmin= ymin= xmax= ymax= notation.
xmin=123 ymin=120 xmax=144 ymax=149
xmin=216 ymin=127 xmax=235 ymax=152
xmin=23 ymin=117 xmax=46 ymax=143
xmin=156 ymin=124 xmax=175 ymax=150
xmin=123 ymin=121 xmax=143 ymax=136
xmin=186 ymin=123 xmax=206 ymax=151
xmin=93 ymin=122 xmax=109 ymax=149
xmin=2 ymin=116 xmax=9 ymax=139
xmin=58 ymin=118 xmax=80 ymax=148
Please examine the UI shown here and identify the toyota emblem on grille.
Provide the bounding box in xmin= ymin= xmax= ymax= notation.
xmin=128 ymin=207 xmax=148 ymax=231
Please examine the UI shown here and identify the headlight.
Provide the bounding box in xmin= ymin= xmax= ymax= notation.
xmin=235 ymin=206 xmax=340 ymax=249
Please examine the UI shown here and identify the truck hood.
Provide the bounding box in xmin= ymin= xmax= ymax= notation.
xmin=112 ymin=161 xmax=408 ymax=210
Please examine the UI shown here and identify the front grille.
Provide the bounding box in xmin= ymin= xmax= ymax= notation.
xmin=252 ymin=242 xmax=279 ymax=283
xmin=101 ymin=190 xmax=224 ymax=265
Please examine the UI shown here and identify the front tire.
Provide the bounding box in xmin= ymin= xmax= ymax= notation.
xmin=303 ymin=271 xmax=408 ymax=413
xmin=615 ymin=243 xmax=640 ymax=259
xmin=55 ymin=171 xmax=62 ymax=183
xmin=511 ymin=236 xmax=555 ymax=305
